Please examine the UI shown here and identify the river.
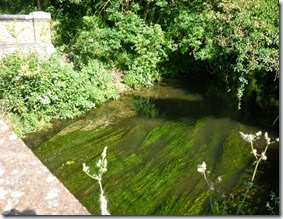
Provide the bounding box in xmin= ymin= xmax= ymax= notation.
xmin=24 ymin=79 xmax=279 ymax=215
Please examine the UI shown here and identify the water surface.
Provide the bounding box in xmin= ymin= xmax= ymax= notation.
xmin=24 ymin=79 xmax=279 ymax=215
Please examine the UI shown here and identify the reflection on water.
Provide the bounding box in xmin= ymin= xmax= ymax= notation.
xmin=131 ymin=97 xmax=159 ymax=119
xmin=24 ymin=79 xmax=279 ymax=215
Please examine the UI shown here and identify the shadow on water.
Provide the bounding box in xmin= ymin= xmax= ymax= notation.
xmin=129 ymin=79 xmax=278 ymax=132
xmin=131 ymin=96 xmax=232 ymax=121
xmin=23 ymin=79 xmax=279 ymax=215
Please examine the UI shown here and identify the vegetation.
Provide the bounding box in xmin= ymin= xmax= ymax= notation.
xmin=0 ymin=0 xmax=279 ymax=133
xmin=266 ymin=191 xmax=279 ymax=215
xmin=0 ymin=0 xmax=279 ymax=216
xmin=0 ymin=51 xmax=121 ymax=135
xmin=29 ymin=90 xmax=279 ymax=215
xmin=50 ymin=0 xmax=279 ymax=109
xmin=83 ymin=146 xmax=110 ymax=215
xmin=197 ymin=131 xmax=279 ymax=215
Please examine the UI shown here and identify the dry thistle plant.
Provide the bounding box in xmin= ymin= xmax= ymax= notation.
xmin=236 ymin=131 xmax=279 ymax=214
xmin=197 ymin=161 xmax=224 ymax=214
xmin=83 ymin=146 xmax=110 ymax=215
xmin=197 ymin=131 xmax=279 ymax=215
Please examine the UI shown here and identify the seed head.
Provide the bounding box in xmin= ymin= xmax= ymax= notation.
xmin=197 ymin=162 xmax=207 ymax=173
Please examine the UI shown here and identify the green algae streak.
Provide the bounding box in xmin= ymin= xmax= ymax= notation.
xmin=25 ymin=79 xmax=279 ymax=215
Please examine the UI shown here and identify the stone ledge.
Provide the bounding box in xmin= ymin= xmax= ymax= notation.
xmin=0 ymin=43 xmax=54 ymax=47
xmin=0 ymin=15 xmax=32 ymax=20
xmin=0 ymin=11 xmax=51 ymax=21
xmin=0 ymin=120 xmax=90 ymax=215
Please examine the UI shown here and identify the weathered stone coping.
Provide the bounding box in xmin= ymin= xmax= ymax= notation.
xmin=0 ymin=11 xmax=51 ymax=21
xmin=0 ymin=120 xmax=90 ymax=215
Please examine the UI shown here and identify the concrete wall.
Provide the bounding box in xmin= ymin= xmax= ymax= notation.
xmin=0 ymin=11 xmax=55 ymax=56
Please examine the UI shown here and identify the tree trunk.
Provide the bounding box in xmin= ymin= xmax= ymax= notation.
xmin=37 ymin=0 xmax=41 ymax=10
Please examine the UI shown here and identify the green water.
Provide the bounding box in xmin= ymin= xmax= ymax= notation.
xmin=24 ymin=79 xmax=279 ymax=215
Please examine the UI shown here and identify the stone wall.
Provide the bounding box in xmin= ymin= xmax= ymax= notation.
xmin=0 ymin=11 xmax=55 ymax=57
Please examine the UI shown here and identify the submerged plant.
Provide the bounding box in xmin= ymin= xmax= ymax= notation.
xmin=83 ymin=146 xmax=110 ymax=215
xmin=266 ymin=191 xmax=279 ymax=215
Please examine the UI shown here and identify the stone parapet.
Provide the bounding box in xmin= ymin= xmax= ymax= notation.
xmin=0 ymin=11 xmax=55 ymax=57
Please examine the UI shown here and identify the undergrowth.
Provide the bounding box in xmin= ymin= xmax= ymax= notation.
xmin=0 ymin=50 xmax=122 ymax=136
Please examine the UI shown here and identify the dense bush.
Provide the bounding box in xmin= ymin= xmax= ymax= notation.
xmin=0 ymin=0 xmax=279 ymax=113
xmin=48 ymin=0 xmax=278 ymax=109
xmin=163 ymin=0 xmax=279 ymax=109
xmin=0 ymin=51 xmax=120 ymax=135
xmin=70 ymin=11 xmax=170 ymax=88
